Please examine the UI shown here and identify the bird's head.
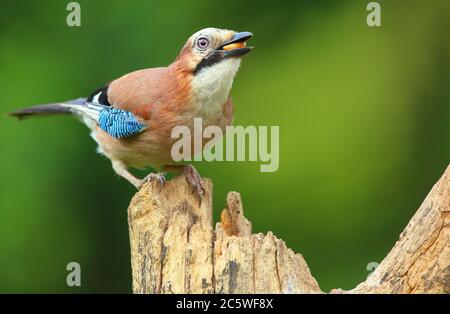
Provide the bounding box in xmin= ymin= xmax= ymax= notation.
xmin=172 ymin=28 xmax=253 ymax=108
xmin=175 ymin=27 xmax=253 ymax=75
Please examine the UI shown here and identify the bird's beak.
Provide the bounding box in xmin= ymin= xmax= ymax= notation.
xmin=218 ymin=31 xmax=254 ymax=58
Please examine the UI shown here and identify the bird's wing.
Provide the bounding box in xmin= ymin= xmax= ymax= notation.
xmin=84 ymin=67 xmax=183 ymax=138
xmin=83 ymin=69 xmax=166 ymax=138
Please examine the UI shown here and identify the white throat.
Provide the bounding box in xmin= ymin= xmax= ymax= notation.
xmin=191 ymin=58 xmax=241 ymax=119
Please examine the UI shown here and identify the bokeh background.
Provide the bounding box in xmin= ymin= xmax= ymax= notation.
xmin=0 ymin=0 xmax=449 ymax=293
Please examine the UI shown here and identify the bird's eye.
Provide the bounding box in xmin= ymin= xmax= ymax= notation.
xmin=196 ymin=37 xmax=210 ymax=50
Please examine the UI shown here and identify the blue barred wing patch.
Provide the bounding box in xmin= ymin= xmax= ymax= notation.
xmin=98 ymin=107 xmax=146 ymax=139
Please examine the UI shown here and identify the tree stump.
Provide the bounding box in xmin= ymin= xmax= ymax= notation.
xmin=127 ymin=165 xmax=450 ymax=294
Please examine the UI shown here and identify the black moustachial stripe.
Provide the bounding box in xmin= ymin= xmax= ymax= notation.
xmin=194 ymin=51 xmax=225 ymax=74
xmin=87 ymin=84 xmax=111 ymax=106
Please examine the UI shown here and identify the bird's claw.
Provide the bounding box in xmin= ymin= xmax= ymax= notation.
xmin=183 ymin=165 xmax=205 ymax=203
xmin=142 ymin=172 xmax=166 ymax=191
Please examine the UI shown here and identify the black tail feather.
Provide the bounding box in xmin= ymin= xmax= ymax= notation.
xmin=8 ymin=104 xmax=71 ymax=119
xmin=8 ymin=98 xmax=86 ymax=120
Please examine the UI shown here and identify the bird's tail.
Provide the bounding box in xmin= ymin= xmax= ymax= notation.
xmin=8 ymin=98 xmax=86 ymax=120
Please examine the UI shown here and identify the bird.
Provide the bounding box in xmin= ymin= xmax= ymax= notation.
xmin=9 ymin=27 xmax=253 ymax=200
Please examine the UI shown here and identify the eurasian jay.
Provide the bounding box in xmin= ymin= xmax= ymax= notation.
xmin=9 ymin=28 xmax=253 ymax=199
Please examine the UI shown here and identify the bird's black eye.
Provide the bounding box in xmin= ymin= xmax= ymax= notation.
xmin=196 ymin=37 xmax=210 ymax=50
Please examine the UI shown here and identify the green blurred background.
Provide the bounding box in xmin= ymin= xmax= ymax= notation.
xmin=0 ymin=0 xmax=449 ymax=293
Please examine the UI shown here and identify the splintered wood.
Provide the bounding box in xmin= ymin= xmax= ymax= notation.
xmin=127 ymin=175 xmax=320 ymax=293
xmin=128 ymin=165 xmax=450 ymax=294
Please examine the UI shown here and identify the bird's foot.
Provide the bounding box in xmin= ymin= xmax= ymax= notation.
xmin=139 ymin=172 xmax=166 ymax=191
xmin=183 ymin=164 xmax=205 ymax=203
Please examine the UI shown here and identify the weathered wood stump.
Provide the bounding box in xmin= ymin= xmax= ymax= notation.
xmin=127 ymin=165 xmax=450 ymax=294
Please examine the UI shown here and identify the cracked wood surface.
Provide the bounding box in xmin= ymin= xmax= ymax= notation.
xmin=127 ymin=165 xmax=450 ymax=294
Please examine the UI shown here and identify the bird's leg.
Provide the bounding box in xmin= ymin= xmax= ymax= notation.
xmin=163 ymin=164 xmax=205 ymax=200
xmin=112 ymin=160 xmax=142 ymax=189
xmin=112 ymin=160 xmax=165 ymax=190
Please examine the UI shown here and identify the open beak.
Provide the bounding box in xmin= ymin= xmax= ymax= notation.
xmin=194 ymin=31 xmax=253 ymax=74
xmin=218 ymin=31 xmax=253 ymax=58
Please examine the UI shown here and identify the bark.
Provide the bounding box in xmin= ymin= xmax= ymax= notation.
xmin=127 ymin=165 xmax=450 ymax=294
